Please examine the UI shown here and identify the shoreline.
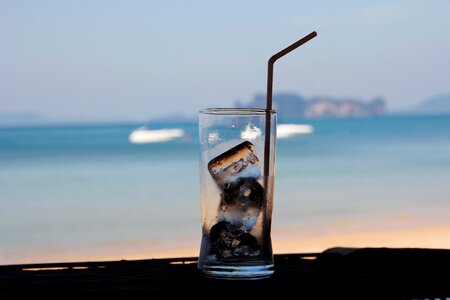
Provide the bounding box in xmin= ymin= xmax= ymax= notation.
xmin=3 ymin=219 xmax=450 ymax=266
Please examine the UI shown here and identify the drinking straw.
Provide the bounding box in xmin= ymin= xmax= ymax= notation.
xmin=264 ymin=32 xmax=317 ymax=187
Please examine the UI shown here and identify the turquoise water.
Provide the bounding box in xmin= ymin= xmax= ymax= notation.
xmin=1 ymin=115 xmax=449 ymax=263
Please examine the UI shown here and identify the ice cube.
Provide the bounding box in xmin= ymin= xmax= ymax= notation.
xmin=210 ymin=221 xmax=245 ymax=251
xmin=209 ymin=221 xmax=261 ymax=259
xmin=232 ymin=233 xmax=261 ymax=257
xmin=208 ymin=141 xmax=261 ymax=186
xmin=218 ymin=177 xmax=264 ymax=231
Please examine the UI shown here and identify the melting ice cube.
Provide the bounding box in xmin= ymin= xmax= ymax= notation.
xmin=218 ymin=177 xmax=264 ymax=231
xmin=209 ymin=221 xmax=261 ymax=259
xmin=208 ymin=141 xmax=261 ymax=185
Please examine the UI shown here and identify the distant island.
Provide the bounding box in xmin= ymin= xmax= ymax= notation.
xmin=236 ymin=93 xmax=387 ymax=119
xmin=3 ymin=93 xmax=450 ymax=126
xmin=413 ymin=94 xmax=450 ymax=115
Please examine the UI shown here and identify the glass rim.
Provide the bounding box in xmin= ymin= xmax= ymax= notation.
xmin=199 ymin=108 xmax=276 ymax=115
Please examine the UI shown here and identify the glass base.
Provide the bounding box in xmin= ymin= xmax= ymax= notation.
xmin=200 ymin=263 xmax=274 ymax=280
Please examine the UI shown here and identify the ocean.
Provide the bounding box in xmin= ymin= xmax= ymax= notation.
xmin=1 ymin=115 xmax=449 ymax=264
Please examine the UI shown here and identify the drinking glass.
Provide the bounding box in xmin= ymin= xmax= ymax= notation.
xmin=198 ymin=108 xmax=276 ymax=279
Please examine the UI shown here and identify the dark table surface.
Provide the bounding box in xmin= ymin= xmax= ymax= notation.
xmin=1 ymin=247 xmax=450 ymax=297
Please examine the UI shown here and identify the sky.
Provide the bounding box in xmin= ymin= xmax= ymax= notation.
xmin=0 ymin=0 xmax=449 ymax=122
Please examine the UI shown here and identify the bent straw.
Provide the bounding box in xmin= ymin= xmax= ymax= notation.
xmin=264 ymin=31 xmax=317 ymax=187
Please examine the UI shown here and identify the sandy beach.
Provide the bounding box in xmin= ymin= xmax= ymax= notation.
xmin=4 ymin=208 xmax=450 ymax=265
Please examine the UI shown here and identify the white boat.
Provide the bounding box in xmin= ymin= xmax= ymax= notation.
xmin=129 ymin=127 xmax=185 ymax=144
xmin=277 ymin=124 xmax=314 ymax=139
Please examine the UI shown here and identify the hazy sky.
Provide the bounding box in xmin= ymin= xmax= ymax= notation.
xmin=1 ymin=0 xmax=449 ymax=121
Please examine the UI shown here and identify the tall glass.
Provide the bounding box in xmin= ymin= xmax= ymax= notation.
xmin=198 ymin=108 xmax=276 ymax=279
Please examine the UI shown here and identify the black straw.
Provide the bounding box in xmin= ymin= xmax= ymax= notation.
xmin=264 ymin=31 xmax=317 ymax=185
